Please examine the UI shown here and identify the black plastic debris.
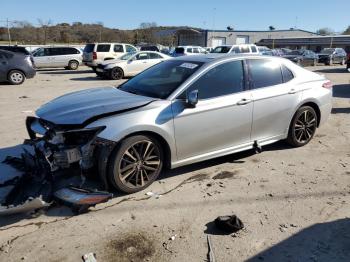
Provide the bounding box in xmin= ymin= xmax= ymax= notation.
xmin=214 ymin=215 xmax=244 ymax=234
xmin=54 ymin=187 xmax=113 ymax=214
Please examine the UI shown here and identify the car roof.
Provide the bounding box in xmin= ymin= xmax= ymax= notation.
xmin=171 ymin=53 xmax=265 ymax=63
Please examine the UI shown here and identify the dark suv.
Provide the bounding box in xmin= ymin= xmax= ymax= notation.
xmin=0 ymin=50 xmax=36 ymax=85
xmin=318 ymin=48 xmax=347 ymax=65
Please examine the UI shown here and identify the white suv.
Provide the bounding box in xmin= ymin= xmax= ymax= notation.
xmin=83 ymin=43 xmax=137 ymax=70
xmin=212 ymin=44 xmax=259 ymax=54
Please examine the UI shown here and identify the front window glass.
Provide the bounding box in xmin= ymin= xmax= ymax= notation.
xmin=120 ymin=52 xmax=136 ymax=60
xmin=118 ymin=60 xmax=204 ymax=99
xmin=185 ymin=60 xmax=245 ymax=100
xmin=212 ymin=46 xmax=232 ymax=53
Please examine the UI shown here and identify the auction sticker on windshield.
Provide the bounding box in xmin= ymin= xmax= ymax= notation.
xmin=178 ymin=63 xmax=199 ymax=69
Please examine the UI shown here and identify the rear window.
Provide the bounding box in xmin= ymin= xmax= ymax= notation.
xmin=83 ymin=44 xmax=95 ymax=53
xmin=248 ymin=59 xmax=283 ymax=89
xmin=61 ymin=48 xmax=80 ymax=55
xmin=97 ymin=44 xmax=110 ymax=52
xmin=240 ymin=46 xmax=250 ymax=53
xmin=0 ymin=46 xmax=30 ymax=55
xmin=281 ymin=65 xmax=294 ymax=82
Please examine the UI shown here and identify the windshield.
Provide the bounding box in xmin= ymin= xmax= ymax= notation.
xmin=120 ymin=52 xmax=136 ymax=60
xmin=118 ymin=60 xmax=204 ymax=99
xmin=211 ymin=46 xmax=232 ymax=53
xmin=83 ymin=44 xmax=95 ymax=53
xmin=320 ymin=48 xmax=335 ymax=54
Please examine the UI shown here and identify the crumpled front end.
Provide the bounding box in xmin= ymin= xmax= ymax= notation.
xmin=25 ymin=116 xmax=107 ymax=174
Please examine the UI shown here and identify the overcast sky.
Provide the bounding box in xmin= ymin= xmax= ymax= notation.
xmin=1 ymin=0 xmax=349 ymax=32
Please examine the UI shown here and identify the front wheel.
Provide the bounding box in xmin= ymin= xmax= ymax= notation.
xmin=287 ymin=106 xmax=318 ymax=147
xmin=108 ymin=135 xmax=164 ymax=193
xmin=109 ymin=67 xmax=124 ymax=80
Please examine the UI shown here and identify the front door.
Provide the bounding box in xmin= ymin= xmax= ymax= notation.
xmin=172 ymin=60 xmax=253 ymax=162
xmin=127 ymin=53 xmax=150 ymax=75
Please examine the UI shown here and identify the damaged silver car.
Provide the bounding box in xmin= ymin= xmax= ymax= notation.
xmin=26 ymin=55 xmax=332 ymax=193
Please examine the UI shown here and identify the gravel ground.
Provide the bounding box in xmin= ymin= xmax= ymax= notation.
xmin=0 ymin=65 xmax=349 ymax=262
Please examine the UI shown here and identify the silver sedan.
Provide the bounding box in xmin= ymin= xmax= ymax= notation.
xmin=28 ymin=54 xmax=332 ymax=193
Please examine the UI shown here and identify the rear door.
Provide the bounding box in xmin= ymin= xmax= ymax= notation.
xmin=32 ymin=48 xmax=48 ymax=68
xmin=112 ymin=44 xmax=124 ymax=59
xmin=249 ymin=59 xmax=301 ymax=142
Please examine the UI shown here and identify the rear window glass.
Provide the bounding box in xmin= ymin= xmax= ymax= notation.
xmin=281 ymin=65 xmax=294 ymax=82
xmin=97 ymin=44 xmax=110 ymax=52
xmin=114 ymin=45 xmax=124 ymax=52
xmin=83 ymin=44 xmax=95 ymax=53
xmin=240 ymin=46 xmax=250 ymax=53
xmin=248 ymin=59 xmax=283 ymax=89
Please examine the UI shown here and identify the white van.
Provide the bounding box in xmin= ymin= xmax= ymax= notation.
xmin=82 ymin=43 xmax=137 ymax=70
xmin=32 ymin=47 xmax=83 ymax=70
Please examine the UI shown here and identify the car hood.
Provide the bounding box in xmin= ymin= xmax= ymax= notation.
xmin=36 ymin=87 xmax=155 ymax=125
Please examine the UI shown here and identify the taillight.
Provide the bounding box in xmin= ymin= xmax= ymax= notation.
xmin=92 ymin=52 xmax=97 ymax=60
xmin=322 ymin=81 xmax=333 ymax=89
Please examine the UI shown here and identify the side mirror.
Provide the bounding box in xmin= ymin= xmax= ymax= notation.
xmin=186 ymin=90 xmax=199 ymax=108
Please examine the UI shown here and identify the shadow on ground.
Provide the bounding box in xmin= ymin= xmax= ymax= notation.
xmin=247 ymin=218 xmax=350 ymax=262
xmin=314 ymin=67 xmax=349 ymax=74
xmin=38 ymin=69 xmax=93 ymax=75
xmin=333 ymin=84 xmax=350 ymax=99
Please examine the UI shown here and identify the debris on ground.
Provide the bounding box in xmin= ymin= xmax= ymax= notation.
xmin=82 ymin=252 xmax=97 ymax=262
xmin=169 ymin=234 xmax=177 ymax=241
xmin=54 ymin=187 xmax=113 ymax=214
xmin=207 ymin=235 xmax=216 ymax=262
xmin=214 ymin=215 xmax=244 ymax=234
xmin=146 ymin=191 xmax=162 ymax=199
xmin=0 ymin=197 xmax=50 ymax=216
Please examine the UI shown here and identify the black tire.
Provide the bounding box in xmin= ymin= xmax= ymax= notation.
xmin=287 ymin=106 xmax=318 ymax=147
xmin=8 ymin=70 xmax=25 ymax=85
xmin=67 ymin=60 xmax=79 ymax=70
xmin=108 ymin=135 xmax=164 ymax=193
xmin=109 ymin=67 xmax=124 ymax=80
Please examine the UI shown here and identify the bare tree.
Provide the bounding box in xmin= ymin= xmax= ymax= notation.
xmin=38 ymin=18 xmax=52 ymax=44
xmin=316 ymin=27 xmax=335 ymax=36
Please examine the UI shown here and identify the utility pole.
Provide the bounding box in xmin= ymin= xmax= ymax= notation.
xmin=7 ymin=18 xmax=11 ymax=45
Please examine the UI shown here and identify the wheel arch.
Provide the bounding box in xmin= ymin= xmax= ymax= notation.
xmin=292 ymin=101 xmax=321 ymax=128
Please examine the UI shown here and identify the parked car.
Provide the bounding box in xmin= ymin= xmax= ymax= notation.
xmin=82 ymin=43 xmax=137 ymax=71
xmin=0 ymin=50 xmax=36 ymax=85
xmin=171 ymin=46 xmax=206 ymax=57
xmin=318 ymin=48 xmax=347 ymax=65
xmin=0 ymin=45 xmax=35 ymax=66
xmin=139 ymin=45 xmax=160 ymax=52
xmin=211 ymin=44 xmax=259 ymax=54
xmin=283 ymin=49 xmax=318 ymax=66
xmin=28 ymin=54 xmax=332 ymax=193
xmin=32 ymin=47 xmax=82 ymax=70
xmin=95 ymin=51 xmax=170 ymax=79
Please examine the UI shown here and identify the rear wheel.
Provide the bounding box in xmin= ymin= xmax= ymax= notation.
xmin=108 ymin=135 xmax=164 ymax=193
xmin=109 ymin=67 xmax=124 ymax=80
xmin=67 ymin=60 xmax=79 ymax=70
xmin=8 ymin=70 xmax=25 ymax=85
xmin=287 ymin=106 xmax=318 ymax=147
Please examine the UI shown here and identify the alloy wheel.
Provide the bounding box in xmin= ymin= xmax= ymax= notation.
xmin=118 ymin=140 xmax=161 ymax=189
xmin=294 ymin=109 xmax=317 ymax=143
xmin=10 ymin=72 xmax=24 ymax=84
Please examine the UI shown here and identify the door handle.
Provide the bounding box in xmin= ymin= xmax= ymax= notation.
xmin=288 ymin=89 xmax=297 ymax=94
xmin=237 ymin=98 xmax=252 ymax=105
